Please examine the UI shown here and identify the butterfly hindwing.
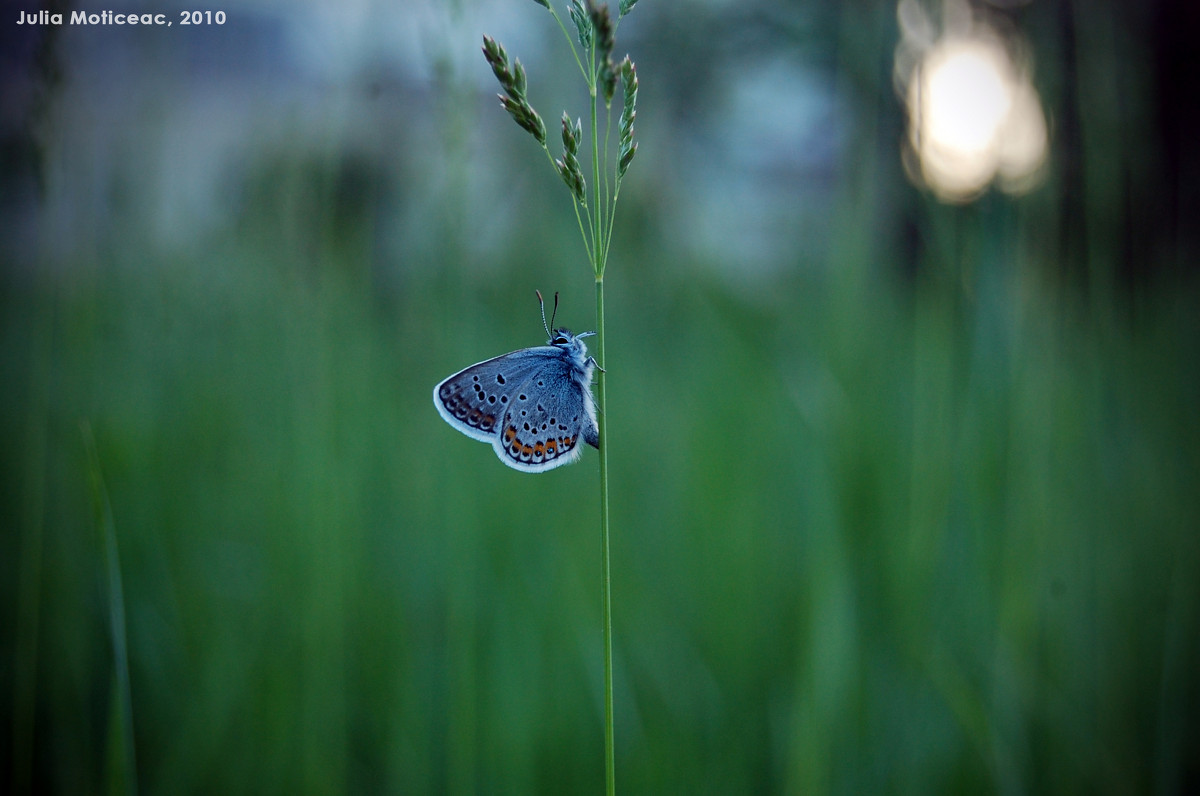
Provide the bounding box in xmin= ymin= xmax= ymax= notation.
xmin=495 ymin=360 xmax=595 ymax=471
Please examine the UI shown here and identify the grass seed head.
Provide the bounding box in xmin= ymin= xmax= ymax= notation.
xmin=483 ymin=35 xmax=547 ymax=146
xmin=618 ymin=58 xmax=638 ymax=176
xmin=569 ymin=0 xmax=592 ymax=49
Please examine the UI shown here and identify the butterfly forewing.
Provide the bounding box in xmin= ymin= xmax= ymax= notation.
xmin=433 ymin=348 xmax=560 ymax=443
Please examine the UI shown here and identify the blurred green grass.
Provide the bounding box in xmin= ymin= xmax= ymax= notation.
xmin=3 ymin=184 xmax=1197 ymax=792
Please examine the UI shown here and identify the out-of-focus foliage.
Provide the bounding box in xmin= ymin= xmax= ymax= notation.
xmin=2 ymin=0 xmax=1197 ymax=793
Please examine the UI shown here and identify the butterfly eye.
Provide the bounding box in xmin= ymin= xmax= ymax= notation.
xmin=553 ymin=335 xmax=569 ymax=345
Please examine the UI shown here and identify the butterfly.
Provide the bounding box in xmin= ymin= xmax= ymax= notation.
xmin=433 ymin=291 xmax=599 ymax=472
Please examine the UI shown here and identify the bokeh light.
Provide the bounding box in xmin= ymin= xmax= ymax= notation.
xmin=896 ymin=0 xmax=1048 ymax=202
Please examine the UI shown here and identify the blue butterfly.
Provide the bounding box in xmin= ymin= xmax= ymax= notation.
xmin=433 ymin=292 xmax=599 ymax=472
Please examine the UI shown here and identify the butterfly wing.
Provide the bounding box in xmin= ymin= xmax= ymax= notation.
xmin=493 ymin=353 xmax=598 ymax=472
xmin=433 ymin=347 xmax=560 ymax=443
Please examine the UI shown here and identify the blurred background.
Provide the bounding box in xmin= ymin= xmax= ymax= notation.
xmin=2 ymin=0 xmax=1198 ymax=792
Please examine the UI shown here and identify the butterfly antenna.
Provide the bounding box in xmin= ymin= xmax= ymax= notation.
xmin=550 ymin=291 xmax=560 ymax=332
xmin=536 ymin=290 xmax=552 ymax=338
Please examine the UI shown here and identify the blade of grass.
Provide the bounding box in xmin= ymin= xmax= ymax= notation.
xmin=81 ymin=421 xmax=138 ymax=796
xmin=10 ymin=289 xmax=54 ymax=796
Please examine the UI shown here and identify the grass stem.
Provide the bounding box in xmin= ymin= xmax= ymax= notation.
xmin=81 ymin=421 xmax=138 ymax=796
xmin=595 ymin=275 xmax=614 ymax=796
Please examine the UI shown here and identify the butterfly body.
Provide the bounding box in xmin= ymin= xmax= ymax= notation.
xmin=434 ymin=327 xmax=599 ymax=472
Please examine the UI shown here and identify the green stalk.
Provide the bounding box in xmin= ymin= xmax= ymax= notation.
xmin=480 ymin=6 xmax=640 ymax=791
xmin=590 ymin=55 xmax=603 ymax=269
xmin=595 ymin=275 xmax=614 ymax=796
xmin=589 ymin=34 xmax=615 ymax=794
xmin=82 ymin=421 xmax=138 ymax=796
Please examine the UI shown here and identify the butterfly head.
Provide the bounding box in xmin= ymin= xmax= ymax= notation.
xmin=537 ymin=290 xmax=594 ymax=356
xmin=549 ymin=328 xmax=595 ymax=362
